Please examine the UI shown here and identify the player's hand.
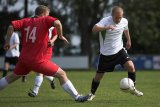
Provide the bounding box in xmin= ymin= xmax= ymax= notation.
xmin=106 ymin=25 xmax=116 ymax=30
xmin=48 ymin=40 xmax=54 ymax=47
xmin=125 ymin=41 xmax=131 ymax=50
xmin=47 ymin=41 xmax=52 ymax=47
xmin=3 ymin=43 xmax=10 ymax=51
xmin=59 ymin=36 xmax=69 ymax=45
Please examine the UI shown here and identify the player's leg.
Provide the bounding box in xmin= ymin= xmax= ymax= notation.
xmin=123 ymin=60 xmax=136 ymax=84
xmin=118 ymin=48 xmax=136 ymax=85
xmin=123 ymin=60 xmax=143 ymax=96
xmin=119 ymin=48 xmax=143 ymax=96
xmin=12 ymin=56 xmax=27 ymax=82
xmin=34 ymin=60 xmax=89 ymax=102
xmin=0 ymin=73 xmax=21 ymax=90
xmin=88 ymin=54 xmax=115 ymax=101
xmin=45 ymin=76 xmax=56 ymax=89
xmin=55 ymin=67 xmax=89 ymax=102
xmin=2 ymin=62 xmax=9 ymax=77
xmin=55 ymin=68 xmax=80 ymax=99
xmin=28 ymin=74 xmax=56 ymax=97
xmin=91 ymin=72 xmax=105 ymax=94
xmin=0 ymin=59 xmax=30 ymax=91
xmin=87 ymin=72 xmax=104 ymax=101
xmin=28 ymin=73 xmax=44 ymax=97
xmin=2 ymin=57 xmax=10 ymax=77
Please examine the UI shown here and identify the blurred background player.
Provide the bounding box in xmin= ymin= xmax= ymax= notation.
xmin=87 ymin=6 xmax=143 ymax=101
xmin=2 ymin=31 xmax=26 ymax=82
xmin=28 ymin=27 xmax=57 ymax=97
xmin=0 ymin=5 xmax=89 ymax=102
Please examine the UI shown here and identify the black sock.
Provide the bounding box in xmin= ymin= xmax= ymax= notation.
xmin=2 ymin=70 xmax=8 ymax=77
xmin=22 ymin=76 xmax=27 ymax=82
xmin=91 ymin=78 xmax=100 ymax=95
xmin=128 ymin=72 xmax=136 ymax=85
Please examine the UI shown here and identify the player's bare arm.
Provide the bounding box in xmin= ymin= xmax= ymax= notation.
xmin=4 ymin=25 xmax=14 ymax=51
xmin=124 ymin=30 xmax=131 ymax=50
xmin=54 ymin=20 xmax=63 ymax=37
xmin=92 ymin=25 xmax=115 ymax=32
xmin=53 ymin=20 xmax=69 ymax=44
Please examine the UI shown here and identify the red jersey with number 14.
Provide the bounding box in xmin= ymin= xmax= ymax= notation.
xmin=11 ymin=16 xmax=57 ymax=63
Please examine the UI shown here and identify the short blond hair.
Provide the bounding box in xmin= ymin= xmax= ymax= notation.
xmin=35 ymin=5 xmax=50 ymax=16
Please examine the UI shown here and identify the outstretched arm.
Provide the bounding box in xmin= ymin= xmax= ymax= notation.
xmin=53 ymin=20 xmax=69 ymax=45
xmin=92 ymin=25 xmax=115 ymax=33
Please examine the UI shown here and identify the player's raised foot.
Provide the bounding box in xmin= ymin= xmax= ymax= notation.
xmin=28 ymin=90 xmax=37 ymax=97
xmin=75 ymin=95 xmax=90 ymax=102
xmin=87 ymin=93 xmax=95 ymax=101
xmin=130 ymin=87 xmax=143 ymax=97
xmin=50 ymin=79 xmax=56 ymax=89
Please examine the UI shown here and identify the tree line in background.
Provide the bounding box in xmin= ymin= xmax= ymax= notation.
xmin=0 ymin=0 xmax=160 ymax=58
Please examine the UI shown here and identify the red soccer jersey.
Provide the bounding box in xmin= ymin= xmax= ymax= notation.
xmin=11 ymin=16 xmax=57 ymax=63
xmin=44 ymin=27 xmax=57 ymax=60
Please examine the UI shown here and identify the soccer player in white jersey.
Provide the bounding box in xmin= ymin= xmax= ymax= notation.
xmin=2 ymin=32 xmax=26 ymax=81
xmin=2 ymin=32 xmax=20 ymax=77
xmin=87 ymin=6 xmax=143 ymax=101
xmin=28 ymin=27 xmax=57 ymax=97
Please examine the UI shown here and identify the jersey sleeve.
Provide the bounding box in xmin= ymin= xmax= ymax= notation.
xmin=45 ymin=16 xmax=57 ymax=29
xmin=13 ymin=33 xmax=20 ymax=44
xmin=11 ymin=20 xmax=24 ymax=31
xmin=124 ymin=20 xmax=129 ymax=30
xmin=96 ymin=17 xmax=108 ymax=27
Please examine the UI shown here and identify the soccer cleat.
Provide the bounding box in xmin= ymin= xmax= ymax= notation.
xmin=75 ymin=95 xmax=90 ymax=102
xmin=130 ymin=87 xmax=143 ymax=97
xmin=87 ymin=93 xmax=95 ymax=101
xmin=50 ymin=80 xmax=56 ymax=89
xmin=28 ymin=90 xmax=37 ymax=97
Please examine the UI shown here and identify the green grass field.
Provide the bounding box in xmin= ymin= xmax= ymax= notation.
xmin=0 ymin=70 xmax=160 ymax=107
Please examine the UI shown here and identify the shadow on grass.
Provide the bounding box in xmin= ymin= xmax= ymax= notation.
xmin=86 ymin=99 xmax=129 ymax=104
xmin=0 ymin=96 xmax=74 ymax=104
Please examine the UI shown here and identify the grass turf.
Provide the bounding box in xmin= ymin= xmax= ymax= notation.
xmin=0 ymin=70 xmax=160 ymax=107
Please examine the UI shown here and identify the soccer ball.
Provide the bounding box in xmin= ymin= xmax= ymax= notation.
xmin=120 ymin=78 xmax=134 ymax=92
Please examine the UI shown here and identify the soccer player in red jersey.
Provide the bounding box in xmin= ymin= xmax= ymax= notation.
xmin=0 ymin=5 xmax=89 ymax=102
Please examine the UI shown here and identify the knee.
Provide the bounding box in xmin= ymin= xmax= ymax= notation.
xmin=6 ymin=73 xmax=21 ymax=83
xmin=127 ymin=64 xmax=135 ymax=72
xmin=59 ymin=71 xmax=67 ymax=79
xmin=56 ymin=70 xmax=67 ymax=79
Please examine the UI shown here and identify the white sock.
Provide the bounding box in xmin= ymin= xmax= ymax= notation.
xmin=33 ymin=76 xmax=43 ymax=94
xmin=61 ymin=80 xmax=79 ymax=99
xmin=0 ymin=77 xmax=8 ymax=90
xmin=45 ymin=76 xmax=54 ymax=82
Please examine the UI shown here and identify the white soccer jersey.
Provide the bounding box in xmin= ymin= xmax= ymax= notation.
xmin=48 ymin=27 xmax=54 ymax=39
xmin=5 ymin=32 xmax=20 ymax=57
xmin=96 ymin=16 xmax=128 ymax=55
xmin=48 ymin=27 xmax=56 ymax=47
